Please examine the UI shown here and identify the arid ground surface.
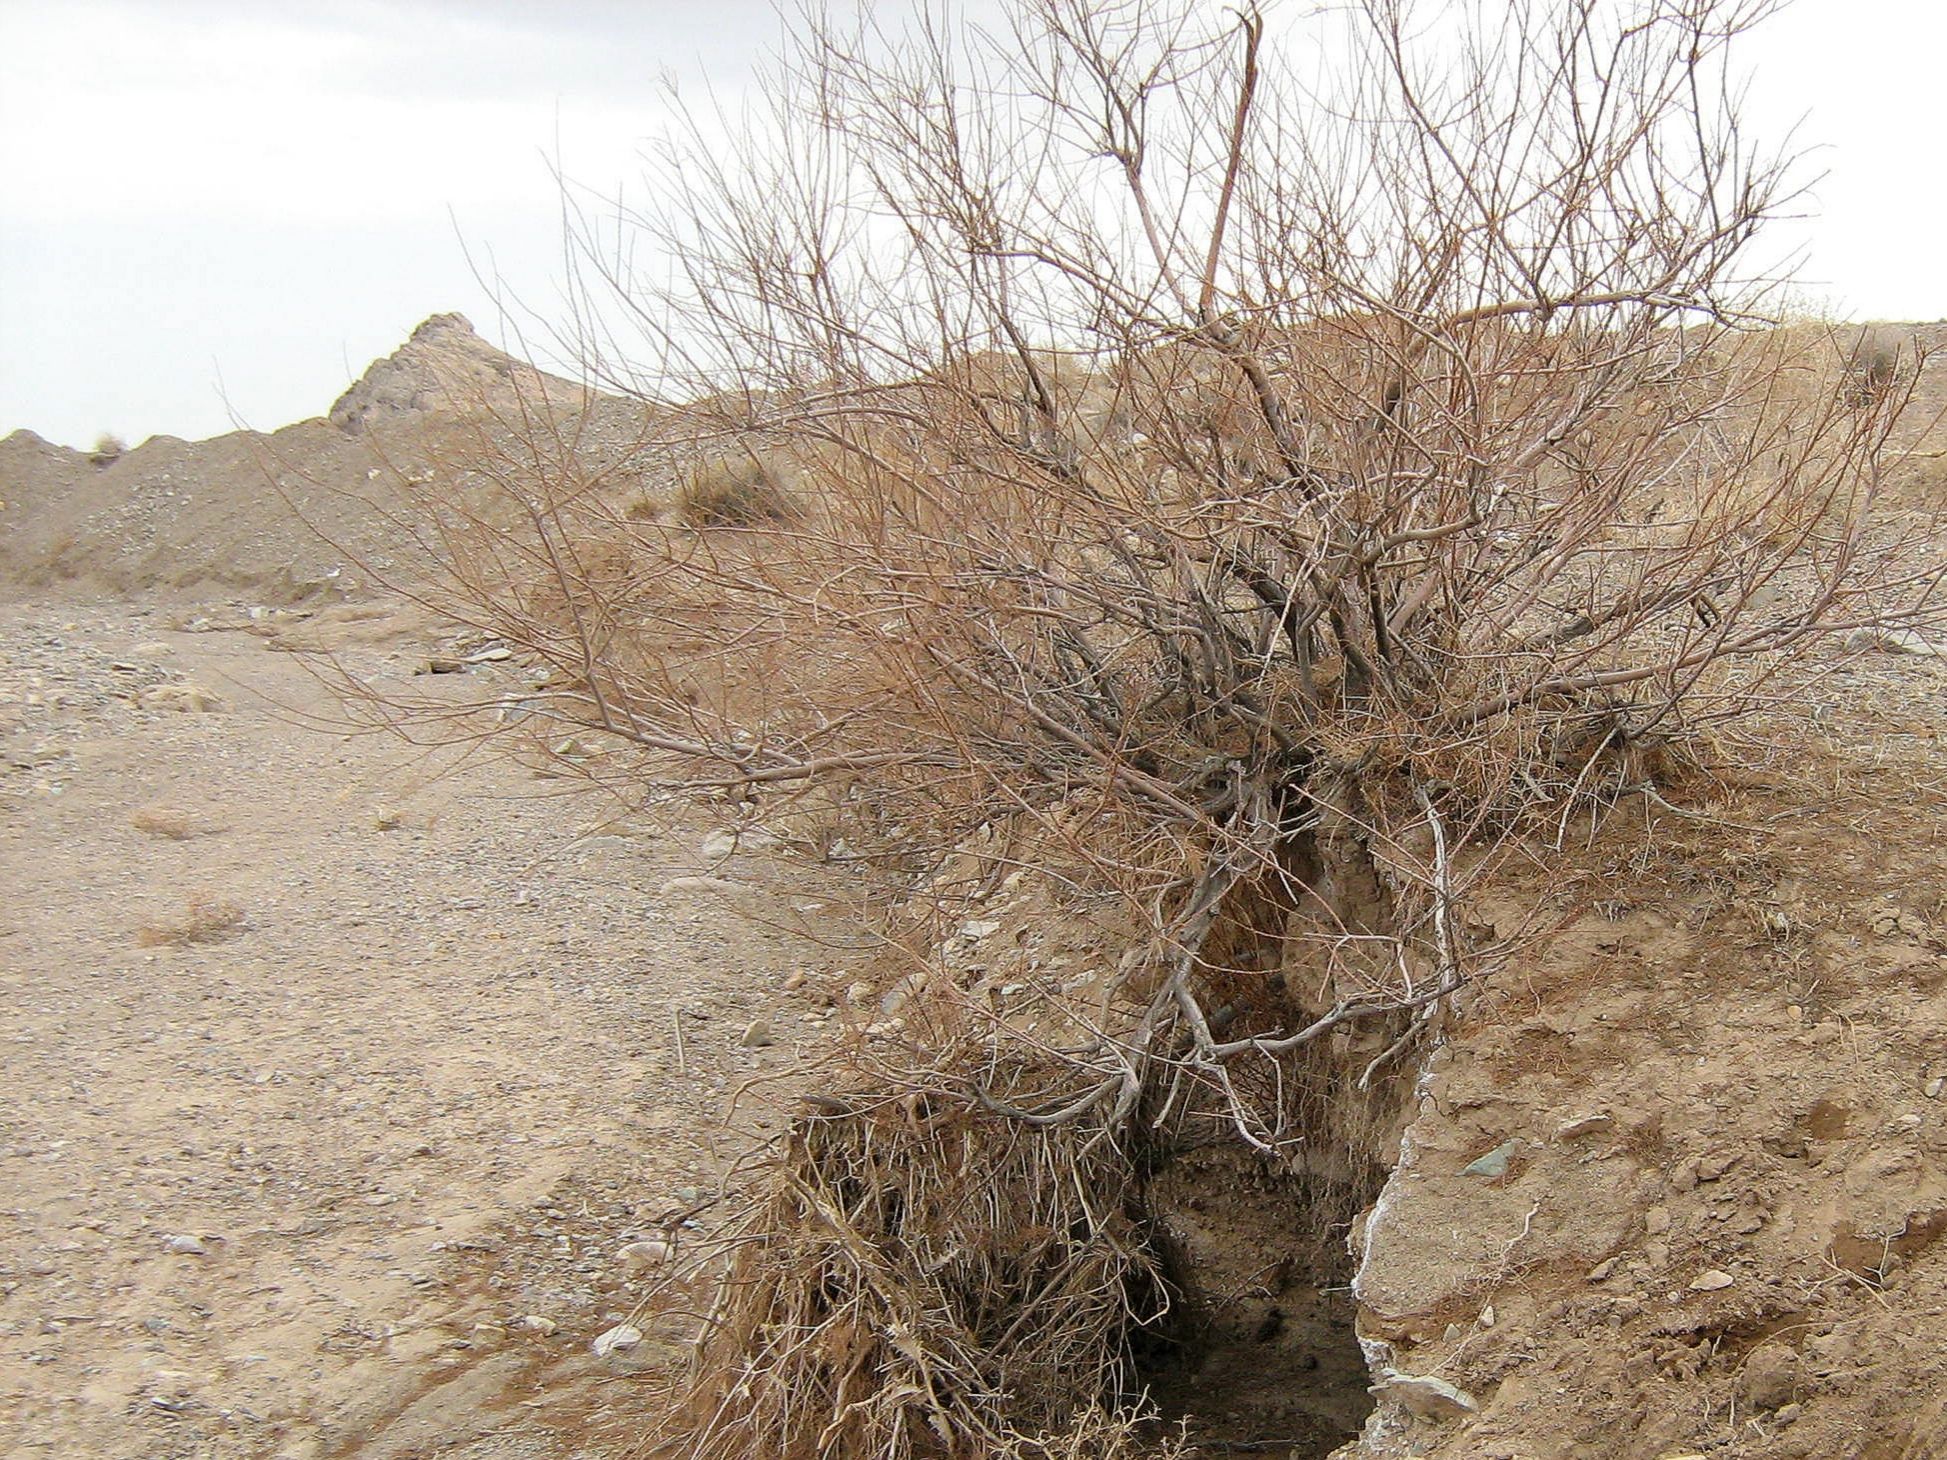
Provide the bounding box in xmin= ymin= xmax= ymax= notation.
xmin=4 ymin=319 xmax=1947 ymax=1460
xmin=0 ymin=593 xmax=862 ymax=1460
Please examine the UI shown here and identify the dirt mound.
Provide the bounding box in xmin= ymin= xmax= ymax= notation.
xmin=0 ymin=417 xmax=413 ymax=602
xmin=328 ymin=312 xmax=584 ymax=434
xmin=0 ymin=315 xmax=660 ymax=606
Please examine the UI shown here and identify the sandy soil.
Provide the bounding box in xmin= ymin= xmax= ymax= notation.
xmin=0 ymin=596 xmax=847 ymax=1460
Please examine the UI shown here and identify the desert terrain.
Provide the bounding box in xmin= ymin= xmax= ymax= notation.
xmin=3 ymin=317 xmax=1945 ymax=1460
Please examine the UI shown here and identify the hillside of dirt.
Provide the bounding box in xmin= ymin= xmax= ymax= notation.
xmin=0 ymin=314 xmax=663 ymax=607
xmin=1 ymin=317 xmax=1944 ymax=1460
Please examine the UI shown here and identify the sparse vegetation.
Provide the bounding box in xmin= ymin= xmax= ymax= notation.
xmin=1843 ymin=332 xmax=1905 ymax=407
xmin=673 ymin=447 xmax=798 ymax=526
xmin=136 ymin=894 xmax=245 ymax=947
xmin=130 ymin=805 xmax=207 ymax=840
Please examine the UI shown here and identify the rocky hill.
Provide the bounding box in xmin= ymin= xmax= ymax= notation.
xmin=0 ymin=315 xmax=652 ymax=604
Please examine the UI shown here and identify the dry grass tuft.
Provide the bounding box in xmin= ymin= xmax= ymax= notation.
xmin=137 ymin=895 xmax=246 ymax=948
xmin=674 ymin=448 xmax=799 ymax=526
xmin=666 ymin=1060 xmax=1167 ymax=1460
xmin=130 ymin=806 xmax=212 ymax=840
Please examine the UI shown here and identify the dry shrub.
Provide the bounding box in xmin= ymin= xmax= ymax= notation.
xmin=667 ymin=1061 xmax=1166 ymax=1460
xmin=137 ymin=894 xmax=245 ymax=948
xmin=675 ymin=448 xmax=799 ymax=526
xmin=385 ymin=0 xmax=1947 ymax=1448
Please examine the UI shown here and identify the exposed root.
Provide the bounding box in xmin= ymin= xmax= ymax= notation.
xmin=661 ymin=1064 xmax=1166 ymax=1460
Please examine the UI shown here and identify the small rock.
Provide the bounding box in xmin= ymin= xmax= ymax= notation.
xmin=1696 ymin=1151 xmax=1737 ymax=1182
xmin=137 ymin=684 xmax=224 ymax=714
xmin=1644 ymin=1205 xmax=1671 ymax=1236
xmin=1735 ymin=1344 xmax=1798 ymax=1411
xmin=465 ymin=645 xmax=513 ymax=663
xmin=1688 ymin=1268 xmax=1735 ymax=1292
xmin=739 ymin=1019 xmax=775 ymax=1048
xmin=1460 ymin=1140 xmax=1521 ymax=1178
xmin=700 ymin=827 xmax=780 ymax=859
xmin=1556 ymin=1113 xmax=1613 ymax=1141
xmin=618 ymin=1239 xmax=672 ymax=1272
xmin=1860 ymin=627 xmax=1943 ymax=657
xmin=1670 ymin=1158 xmax=1700 ymax=1193
xmin=780 ymin=970 xmax=807 ymax=993
xmin=1585 ymin=1257 xmax=1619 ymax=1283
xmin=513 ymin=1314 xmax=558 ymax=1337
xmin=1926 ymin=1076 xmax=1945 ymax=1101
xmin=1370 ymin=1367 xmax=1477 ymax=1420
xmin=959 ymin=919 xmax=1002 ymax=940
xmin=591 ymin=1323 xmax=642 ymax=1357
xmin=163 ymin=1234 xmax=209 ymax=1256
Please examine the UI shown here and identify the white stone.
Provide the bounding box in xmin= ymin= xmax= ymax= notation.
xmin=591 ymin=1323 xmax=642 ymax=1356
xmin=1371 ymin=1366 xmax=1477 ymax=1420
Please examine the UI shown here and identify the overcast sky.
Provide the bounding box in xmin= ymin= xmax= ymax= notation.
xmin=2 ymin=0 xmax=1943 ymax=450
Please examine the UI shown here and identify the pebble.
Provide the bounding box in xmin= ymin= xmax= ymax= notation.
xmin=1735 ymin=1344 xmax=1798 ymax=1411
xmin=163 ymin=1234 xmax=209 ymax=1256
xmin=1556 ymin=1113 xmax=1613 ymax=1141
xmin=591 ymin=1323 xmax=642 ymax=1357
xmin=739 ymin=1020 xmax=775 ymax=1048
xmin=618 ymin=1239 xmax=672 ymax=1272
xmin=137 ymin=684 xmax=225 ymax=713
xmin=1926 ymin=1076 xmax=1945 ymax=1100
xmin=1460 ymin=1140 xmax=1520 ymax=1178
xmin=1696 ymin=1151 xmax=1737 ymax=1181
xmin=700 ymin=827 xmax=780 ymax=859
xmin=1688 ymin=1268 xmax=1735 ymax=1292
